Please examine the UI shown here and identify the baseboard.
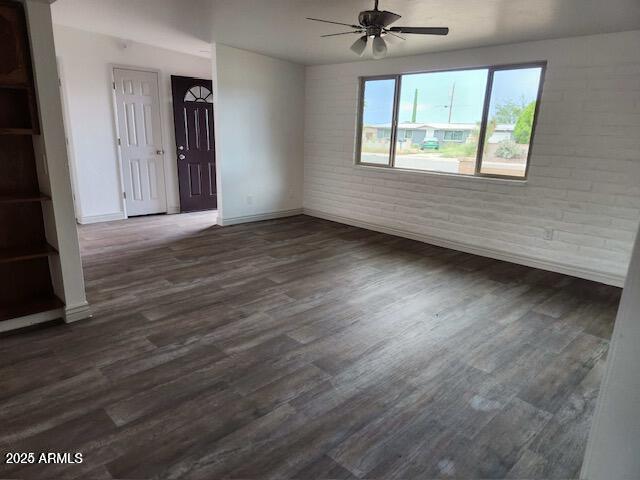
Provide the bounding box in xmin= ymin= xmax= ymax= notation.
xmin=303 ymin=208 xmax=626 ymax=288
xmin=0 ymin=307 xmax=64 ymax=333
xmin=167 ymin=205 xmax=180 ymax=214
xmin=77 ymin=212 xmax=126 ymax=225
xmin=64 ymin=301 xmax=92 ymax=323
xmin=220 ymin=209 xmax=304 ymax=226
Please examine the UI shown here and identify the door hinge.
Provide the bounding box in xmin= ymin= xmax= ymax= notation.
xmin=117 ymin=138 xmax=121 ymax=146
xmin=123 ymin=191 xmax=127 ymax=199
xmin=112 ymin=81 xmax=116 ymax=90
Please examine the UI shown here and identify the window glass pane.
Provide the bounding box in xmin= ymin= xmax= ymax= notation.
xmin=480 ymin=67 xmax=543 ymax=177
xmin=393 ymin=69 xmax=488 ymax=174
xmin=360 ymin=78 xmax=396 ymax=165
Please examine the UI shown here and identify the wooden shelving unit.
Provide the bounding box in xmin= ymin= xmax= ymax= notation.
xmin=0 ymin=244 xmax=57 ymax=264
xmin=0 ymin=84 xmax=29 ymax=90
xmin=0 ymin=128 xmax=37 ymax=135
xmin=0 ymin=193 xmax=50 ymax=204
xmin=0 ymin=0 xmax=63 ymax=327
xmin=0 ymin=296 xmax=64 ymax=323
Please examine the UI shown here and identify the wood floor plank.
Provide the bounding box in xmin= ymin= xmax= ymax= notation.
xmin=292 ymin=454 xmax=357 ymax=479
xmin=0 ymin=213 xmax=622 ymax=480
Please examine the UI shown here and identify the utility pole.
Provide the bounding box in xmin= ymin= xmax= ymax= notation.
xmin=448 ymin=81 xmax=456 ymax=124
xmin=411 ymin=88 xmax=418 ymax=123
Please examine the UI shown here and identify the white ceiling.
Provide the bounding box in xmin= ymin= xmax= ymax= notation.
xmin=51 ymin=0 xmax=214 ymax=58
xmin=52 ymin=0 xmax=640 ymax=65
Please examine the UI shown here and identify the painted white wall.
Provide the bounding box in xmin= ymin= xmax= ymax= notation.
xmin=304 ymin=30 xmax=640 ymax=286
xmin=214 ymin=44 xmax=305 ymax=224
xmin=581 ymin=226 xmax=640 ymax=479
xmin=52 ymin=25 xmax=212 ymax=223
xmin=23 ymin=1 xmax=88 ymax=321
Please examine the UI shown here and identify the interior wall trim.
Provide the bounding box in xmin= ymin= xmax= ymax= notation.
xmin=0 ymin=308 xmax=63 ymax=334
xmin=303 ymin=208 xmax=626 ymax=288
xmin=64 ymin=301 xmax=92 ymax=323
xmin=220 ymin=208 xmax=304 ymax=227
xmin=77 ymin=212 xmax=126 ymax=225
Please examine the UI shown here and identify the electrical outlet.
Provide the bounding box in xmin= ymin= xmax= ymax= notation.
xmin=543 ymin=228 xmax=554 ymax=241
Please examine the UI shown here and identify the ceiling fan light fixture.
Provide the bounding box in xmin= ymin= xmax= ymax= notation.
xmin=372 ymin=35 xmax=387 ymax=59
xmin=350 ymin=35 xmax=368 ymax=56
xmin=307 ymin=0 xmax=450 ymax=60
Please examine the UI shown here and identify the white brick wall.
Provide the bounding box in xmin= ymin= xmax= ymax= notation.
xmin=303 ymin=30 xmax=640 ymax=286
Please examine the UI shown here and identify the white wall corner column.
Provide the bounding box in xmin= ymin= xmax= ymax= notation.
xmin=211 ymin=43 xmax=223 ymax=224
xmin=581 ymin=226 xmax=640 ymax=480
xmin=24 ymin=0 xmax=90 ymax=323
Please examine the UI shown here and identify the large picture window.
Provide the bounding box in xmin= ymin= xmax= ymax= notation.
xmin=356 ymin=62 xmax=546 ymax=179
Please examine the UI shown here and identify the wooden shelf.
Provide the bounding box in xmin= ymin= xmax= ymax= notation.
xmin=0 ymin=83 xmax=29 ymax=91
xmin=0 ymin=128 xmax=35 ymax=135
xmin=0 ymin=244 xmax=57 ymax=264
xmin=0 ymin=193 xmax=50 ymax=204
xmin=0 ymin=295 xmax=64 ymax=322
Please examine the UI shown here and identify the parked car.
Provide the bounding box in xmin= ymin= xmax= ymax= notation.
xmin=421 ymin=137 xmax=440 ymax=150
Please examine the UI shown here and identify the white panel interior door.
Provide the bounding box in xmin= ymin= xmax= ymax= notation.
xmin=114 ymin=68 xmax=167 ymax=216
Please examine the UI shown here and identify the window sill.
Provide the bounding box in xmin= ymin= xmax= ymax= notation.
xmin=354 ymin=163 xmax=529 ymax=184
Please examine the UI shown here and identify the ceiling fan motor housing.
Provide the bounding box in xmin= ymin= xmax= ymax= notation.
xmin=359 ymin=7 xmax=401 ymax=37
xmin=359 ymin=10 xmax=384 ymax=28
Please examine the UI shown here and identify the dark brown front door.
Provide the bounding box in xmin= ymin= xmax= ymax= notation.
xmin=171 ymin=75 xmax=217 ymax=212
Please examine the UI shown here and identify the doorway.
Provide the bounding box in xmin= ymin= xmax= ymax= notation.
xmin=113 ymin=67 xmax=168 ymax=217
xmin=170 ymin=75 xmax=217 ymax=212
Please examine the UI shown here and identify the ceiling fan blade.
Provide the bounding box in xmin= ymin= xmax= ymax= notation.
xmin=321 ymin=31 xmax=364 ymax=38
xmin=306 ymin=17 xmax=361 ymax=29
xmin=389 ymin=27 xmax=449 ymax=35
xmin=383 ymin=30 xmax=406 ymax=41
xmin=379 ymin=10 xmax=401 ymax=27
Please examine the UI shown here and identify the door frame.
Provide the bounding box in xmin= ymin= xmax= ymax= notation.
xmin=110 ymin=64 xmax=168 ymax=219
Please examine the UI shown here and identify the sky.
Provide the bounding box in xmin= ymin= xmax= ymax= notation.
xmin=363 ymin=67 xmax=542 ymax=126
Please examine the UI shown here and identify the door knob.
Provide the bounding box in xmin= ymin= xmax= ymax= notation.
xmin=179 ymin=154 xmax=186 ymax=160
xmin=156 ymin=150 xmax=164 ymax=155
xmin=178 ymin=145 xmax=185 ymax=151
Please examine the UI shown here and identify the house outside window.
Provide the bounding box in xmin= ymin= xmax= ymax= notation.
xmin=443 ymin=130 xmax=465 ymax=142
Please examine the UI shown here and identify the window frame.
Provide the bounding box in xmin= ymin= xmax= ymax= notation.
xmin=355 ymin=74 xmax=401 ymax=168
xmin=355 ymin=61 xmax=547 ymax=180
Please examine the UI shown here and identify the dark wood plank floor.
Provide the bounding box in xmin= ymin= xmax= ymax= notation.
xmin=0 ymin=213 xmax=621 ymax=479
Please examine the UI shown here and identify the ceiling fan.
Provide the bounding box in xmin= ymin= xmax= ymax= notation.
xmin=307 ymin=0 xmax=449 ymax=59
